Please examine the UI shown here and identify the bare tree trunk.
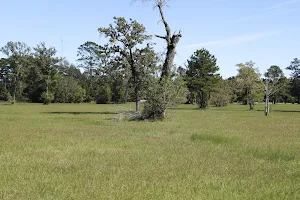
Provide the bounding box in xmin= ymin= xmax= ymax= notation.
xmin=136 ymin=0 xmax=182 ymax=120
xmin=265 ymin=96 xmax=269 ymax=116
xmin=155 ymin=2 xmax=182 ymax=118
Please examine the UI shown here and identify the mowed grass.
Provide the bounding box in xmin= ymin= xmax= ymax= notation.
xmin=1 ymin=102 xmax=300 ymax=199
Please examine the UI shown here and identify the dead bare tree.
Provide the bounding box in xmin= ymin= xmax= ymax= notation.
xmin=134 ymin=0 xmax=181 ymax=79
xmin=133 ymin=0 xmax=182 ymax=119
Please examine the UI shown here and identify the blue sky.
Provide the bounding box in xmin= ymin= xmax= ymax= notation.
xmin=1 ymin=0 xmax=300 ymax=78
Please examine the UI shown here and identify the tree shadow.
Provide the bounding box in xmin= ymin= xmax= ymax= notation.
xmin=256 ymin=109 xmax=300 ymax=113
xmin=169 ymin=107 xmax=199 ymax=111
xmin=42 ymin=112 xmax=116 ymax=115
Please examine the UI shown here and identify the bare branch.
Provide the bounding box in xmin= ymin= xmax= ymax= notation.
xmin=157 ymin=1 xmax=171 ymax=43
xmin=155 ymin=34 xmax=167 ymax=40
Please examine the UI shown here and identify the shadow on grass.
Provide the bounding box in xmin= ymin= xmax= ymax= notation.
xmin=0 ymin=103 xmax=13 ymax=106
xmin=169 ymin=107 xmax=199 ymax=111
xmin=245 ymin=148 xmax=296 ymax=162
xmin=256 ymin=109 xmax=300 ymax=113
xmin=42 ymin=112 xmax=116 ymax=115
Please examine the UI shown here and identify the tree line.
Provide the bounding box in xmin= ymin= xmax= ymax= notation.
xmin=1 ymin=0 xmax=300 ymax=119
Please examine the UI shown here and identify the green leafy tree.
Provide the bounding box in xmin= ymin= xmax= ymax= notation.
xmin=186 ymin=48 xmax=221 ymax=109
xmin=286 ymin=58 xmax=300 ymax=103
xmin=24 ymin=56 xmax=44 ymax=102
xmin=0 ymin=41 xmax=32 ymax=103
xmin=54 ymin=76 xmax=85 ymax=103
xmin=98 ymin=17 xmax=155 ymax=112
xmin=265 ymin=65 xmax=285 ymax=104
xmin=77 ymin=42 xmax=105 ymax=100
xmin=263 ymin=66 xmax=285 ymax=116
xmin=235 ymin=61 xmax=262 ymax=110
xmin=0 ymin=58 xmax=10 ymax=100
xmin=33 ymin=42 xmax=61 ymax=104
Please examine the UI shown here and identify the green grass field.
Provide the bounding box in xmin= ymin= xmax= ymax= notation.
xmin=1 ymin=102 xmax=300 ymax=199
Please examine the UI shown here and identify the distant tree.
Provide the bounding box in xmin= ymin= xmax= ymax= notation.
xmin=277 ymin=76 xmax=291 ymax=103
xmin=264 ymin=65 xmax=285 ymax=116
xmin=210 ymin=80 xmax=232 ymax=107
xmin=226 ymin=76 xmax=240 ymax=103
xmin=186 ymin=49 xmax=221 ymax=109
xmin=0 ymin=41 xmax=32 ymax=103
xmin=286 ymin=58 xmax=300 ymax=103
xmin=33 ymin=42 xmax=61 ymax=104
xmin=0 ymin=58 xmax=10 ymax=100
xmin=264 ymin=65 xmax=286 ymax=102
xmin=54 ymin=76 xmax=85 ymax=103
xmin=235 ymin=61 xmax=262 ymax=110
xmin=95 ymin=84 xmax=112 ymax=104
xmin=77 ymin=42 xmax=105 ymax=100
xmin=25 ymin=56 xmax=44 ymax=102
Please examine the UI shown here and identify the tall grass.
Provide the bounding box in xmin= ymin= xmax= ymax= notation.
xmin=1 ymin=102 xmax=300 ymax=199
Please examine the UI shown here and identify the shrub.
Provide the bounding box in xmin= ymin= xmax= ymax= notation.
xmin=210 ymin=81 xmax=232 ymax=107
xmin=7 ymin=92 xmax=14 ymax=104
xmin=41 ymin=92 xmax=54 ymax=105
xmin=210 ymin=91 xmax=230 ymax=107
xmin=142 ymin=77 xmax=185 ymax=121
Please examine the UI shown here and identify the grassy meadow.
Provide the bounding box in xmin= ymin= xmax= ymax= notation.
xmin=1 ymin=102 xmax=300 ymax=199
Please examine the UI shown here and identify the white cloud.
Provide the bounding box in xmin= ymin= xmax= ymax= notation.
xmin=267 ymin=0 xmax=300 ymax=10
xmin=182 ymin=31 xmax=282 ymax=48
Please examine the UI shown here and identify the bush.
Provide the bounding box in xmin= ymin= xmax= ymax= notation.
xmin=7 ymin=92 xmax=14 ymax=104
xmin=210 ymin=81 xmax=232 ymax=107
xmin=41 ymin=91 xmax=54 ymax=105
xmin=210 ymin=90 xmax=230 ymax=107
xmin=142 ymin=78 xmax=181 ymax=121
xmin=142 ymin=88 xmax=166 ymax=121
xmin=95 ymin=84 xmax=112 ymax=104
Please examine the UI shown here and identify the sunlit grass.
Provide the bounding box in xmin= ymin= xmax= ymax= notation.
xmin=1 ymin=102 xmax=300 ymax=199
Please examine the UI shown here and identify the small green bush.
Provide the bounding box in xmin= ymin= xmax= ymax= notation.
xmin=41 ymin=92 xmax=54 ymax=105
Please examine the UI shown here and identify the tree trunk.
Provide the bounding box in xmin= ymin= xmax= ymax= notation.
xmin=13 ymin=86 xmax=16 ymax=104
xmin=19 ymin=81 xmax=22 ymax=99
xmin=199 ymin=91 xmax=206 ymax=109
xmin=13 ymin=76 xmax=17 ymax=104
xmin=135 ymin=88 xmax=140 ymax=113
xmin=249 ymin=102 xmax=254 ymax=110
xmin=161 ymin=44 xmax=177 ymax=79
xmin=265 ymin=96 xmax=269 ymax=116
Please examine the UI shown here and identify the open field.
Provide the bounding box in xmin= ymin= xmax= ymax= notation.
xmin=1 ymin=102 xmax=300 ymax=199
